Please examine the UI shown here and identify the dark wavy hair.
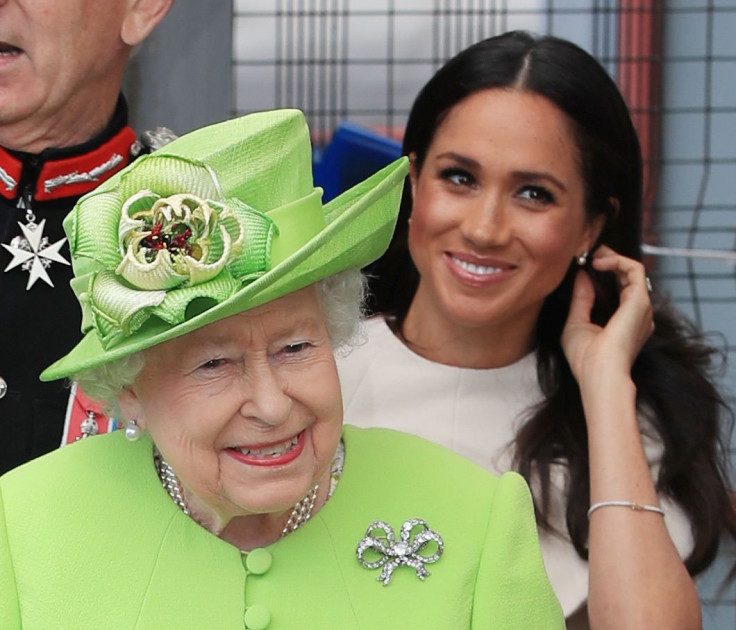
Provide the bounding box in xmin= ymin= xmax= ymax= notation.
xmin=365 ymin=30 xmax=735 ymax=575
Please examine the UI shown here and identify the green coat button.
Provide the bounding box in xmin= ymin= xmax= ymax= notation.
xmin=245 ymin=548 xmax=273 ymax=575
xmin=244 ymin=604 xmax=271 ymax=629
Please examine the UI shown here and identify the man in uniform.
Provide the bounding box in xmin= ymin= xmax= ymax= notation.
xmin=0 ymin=0 xmax=174 ymax=473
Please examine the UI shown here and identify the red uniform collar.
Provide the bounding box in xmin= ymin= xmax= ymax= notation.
xmin=0 ymin=125 xmax=137 ymax=202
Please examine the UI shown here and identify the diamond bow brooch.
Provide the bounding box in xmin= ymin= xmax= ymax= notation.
xmin=356 ymin=518 xmax=444 ymax=586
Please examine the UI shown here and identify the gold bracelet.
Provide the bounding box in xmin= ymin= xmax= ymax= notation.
xmin=587 ymin=501 xmax=665 ymax=519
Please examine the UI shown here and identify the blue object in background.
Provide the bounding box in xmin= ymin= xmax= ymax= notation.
xmin=313 ymin=121 xmax=402 ymax=202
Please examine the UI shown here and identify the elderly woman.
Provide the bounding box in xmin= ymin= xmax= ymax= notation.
xmin=0 ymin=110 xmax=562 ymax=629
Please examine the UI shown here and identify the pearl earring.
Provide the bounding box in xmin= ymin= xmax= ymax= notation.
xmin=576 ymin=251 xmax=589 ymax=266
xmin=125 ymin=419 xmax=141 ymax=442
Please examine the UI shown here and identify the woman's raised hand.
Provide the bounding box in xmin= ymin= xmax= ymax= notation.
xmin=563 ymin=253 xmax=702 ymax=630
xmin=561 ymin=246 xmax=654 ymax=385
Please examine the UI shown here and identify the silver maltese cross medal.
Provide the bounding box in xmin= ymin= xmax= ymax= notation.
xmin=3 ymin=200 xmax=70 ymax=290
xmin=356 ymin=518 xmax=444 ymax=585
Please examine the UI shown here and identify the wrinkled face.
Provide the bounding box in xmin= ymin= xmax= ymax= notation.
xmin=119 ymin=286 xmax=344 ymax=527
xmin=408 ymin=88 xmax=602 ymax=340
xmin=0 ymin=0 xmax=132 ymax=146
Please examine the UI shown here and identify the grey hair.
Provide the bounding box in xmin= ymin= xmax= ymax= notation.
xmin=74 ymin=352 xmax=145 ymax=417
xmin=74 ymin=269 xmax=367 ymax=411
xmin=316 ymin=268 xmax=367 ymax=353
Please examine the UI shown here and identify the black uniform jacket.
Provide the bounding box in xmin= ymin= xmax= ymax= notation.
xmin=0 ymin=97 xmax=138 ymax=474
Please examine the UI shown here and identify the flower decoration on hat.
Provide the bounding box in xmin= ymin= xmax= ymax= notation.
xmin=116 ymin=192 xmax=245 ymax=291
xmin=71 ymin=154 xmax=277 ymax=349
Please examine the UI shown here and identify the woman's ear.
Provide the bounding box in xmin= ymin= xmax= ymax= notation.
xmin=607 ymin=196 xmax=621 ymax=222
xmin=116 ymin=386 xmax=147 ymax=429
xmin=583 ymin=213 xmax=607 ymax=254
xmin=582 ymin=198 xmax=617 ymax=254
xmin=408 ymin=153 xmax=419 ymax=201
xmin=121 ymin=0 xmax=175 ymax=47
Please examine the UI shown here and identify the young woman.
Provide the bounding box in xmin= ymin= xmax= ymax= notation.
xmin=338 ymin=31 xmax=735 ymax=630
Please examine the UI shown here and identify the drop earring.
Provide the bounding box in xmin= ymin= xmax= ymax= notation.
xmin=576 ymin=251 xmax=589 ymax=266
xmin=125 ymin=419 xmax=141 ymax=442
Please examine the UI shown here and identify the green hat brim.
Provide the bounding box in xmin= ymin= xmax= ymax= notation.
xmin=41 ymin=156 xmax=407 ymax=381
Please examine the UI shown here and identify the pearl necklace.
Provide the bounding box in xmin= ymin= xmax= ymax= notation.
xmin=153 ymin=444 xmax=344 ymax=539
xmin=280 ymin=483 xmax=319 ymax=537
xmin=153 ymin=449 xmax=190 ymax=516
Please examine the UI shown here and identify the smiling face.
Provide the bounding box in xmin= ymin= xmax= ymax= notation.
xmin=405 ymin=88 xmax=603 ymax=363
xmin=0 ymin=0 xmax=162 ymax=151
xmin=117 ymin=286 xmax=343 ymax=538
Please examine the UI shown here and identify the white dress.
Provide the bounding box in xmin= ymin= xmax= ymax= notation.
xmin=337 ymin=317 xmax=694 ymax=627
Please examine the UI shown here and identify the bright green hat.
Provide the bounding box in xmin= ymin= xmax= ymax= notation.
xmin=41 ymin=109 xmax=408 ymax=381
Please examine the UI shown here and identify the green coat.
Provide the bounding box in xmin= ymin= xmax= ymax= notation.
xmin=0 ymin=425 xmax=563 ymax=629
